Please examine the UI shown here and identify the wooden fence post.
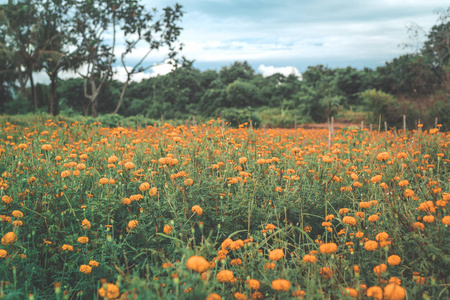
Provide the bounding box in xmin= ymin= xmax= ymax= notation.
xmin=331 ymin=116 xmax=334 ymax=135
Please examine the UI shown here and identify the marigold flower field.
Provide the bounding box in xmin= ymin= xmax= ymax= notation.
xmin=0 ymin=116 xmax=449 ymax=299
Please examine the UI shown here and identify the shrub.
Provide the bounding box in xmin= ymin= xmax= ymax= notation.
xmin=218 ymin=107 xmax=262 ymax=128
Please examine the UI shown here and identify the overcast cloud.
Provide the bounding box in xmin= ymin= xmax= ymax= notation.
xmin=2 ymin=0 xmax=448 ymax=82
xmin=148 ymin=0 xmax=448 ymax=77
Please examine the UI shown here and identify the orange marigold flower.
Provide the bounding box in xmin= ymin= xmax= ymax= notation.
xmin=163 ymin=225 xmax=173 ymax=235
xmin=239 ymin=157 xmax=247 ymax=164
xmin=107 ymin=155 xmax=118 ymax=164
xmin=77 ymin=236 xmax=89 ymax=244
xmin=375 ymin=232 xmax=389 ymax=241
xmin=403 ymin=189 xmax=415 ymax=198
xmin=423 ymin=215 xmax=435 ymax=223
xmin=269 ymin=249 xmax=284 ymax=261
xmin=230 ymin=258 xmax=242 ymax=265
xmin=79 ymin=265 xmax=92 ymax=274
xmin=398 ymin=180 xmax=409 ymax=187
xmin=192 ymin=205 xmax=203 ymax=215
xmin=139 ymin=182 xmax=150 ymax=192
xmin=343 ymin=216 xmax=357 ymax=226
xmin=124 ymin=162 xmax=135 ymax=169
xmin=229 ymin=239 xmax=244 ymax=251
xmin=364 ymin=240 xmax=378 ymax=251
xmin=389 ymin=277 xmax=402 ymax=285
xmin=1 ymin=232 xmax=17 ymax=246
xmin=325 ymin=214 xmax=335 ymax=221
xmin=1 ymin=195 xmax=13 ymax=204
xmin=442 ymin=216 xmax=450 ymax=226
xmin=320 ymin=267 xmax=333 ymax=279
xmin=302 ymin=254 xmax=317 ymax=263
xmin=377 ymin=152 xmax=390 ymax=161
xmin=397 ymin=152 xmax=407 ymax=159
xmin=149 ymin=187 xmax=158 ymax=197
xmin=0 ymin=249 xmax=7 ymax=258
xmin=234 ymin=292 xmax=246 ymax=300
xmin=41 ymin=144 xmax=52 ymax=151
xmin=127 ymin=220 xmax=139 ymax=229
xmin=186 ymin=256 xmax=209 ymax=273
xmin=370 ymin=175 xmax=382 ymax=183
xmin=292 ymin=290 xmax=305 ymax=298
xmin=366 ymin=286 xmax=383 ymax=300
xmin=359 ymin=201 xmax=371 ymax=209
xmin=271 ymin=279 xmax=291 ymax=291
xmin=265 ymin=223 xmax=276 ymax=230
xmin=89 ymin=260 xmax=99 ymax=267
xmin=98 ymin=177 xmax=109 ymax=184
xmin=418 ymin=201 xmax=435 ymax=213
xmin=62 ymin=244 xmax=73 ymax=251
xmin=387 ymin=255 xmax=401 ymax=266
xmin=373 ymin=263 xmax=387 ymax=275
xmin=61 ymin=170 xmax=71 ymax=178
xmin=98 ymin=283 xmax=120 ymax=299
xmin=383 ymin=283 xmax=406 ymax=300
xmin=339 ymin=208 xmax=349 ymax=215
xmin=368 ymin=214 xmax=379 ymax=222
xmin=413 ymin=221 xmax=424 ymax=230
xmin=247 ymin=279 xmax=260 ymax=290
xmin=221 ymin=238 xmax=233 ymax=250
xmin=355 ymin=211 xmax=365 ymax=219
xmin=264 ymin=262 xmax=275 ymax=270
xmin=206 ymin=293 xmax=222 ymax=300
xmin=343 ymin=287 xmax=358 ymax=298
xmin=11 ymin=210 xmax=23 ymax=219
xmin=319 ymin=242 xmax=337 ymax=254
xmin=216 ymin=270 xmax=234 ymax=283
xmin=379 ymin=182 xmax=388 ymax=189
xmin=184 ymin=178 xmax=193 ymax=186
xmin=81 ymin=218 xmax=91 ymax=230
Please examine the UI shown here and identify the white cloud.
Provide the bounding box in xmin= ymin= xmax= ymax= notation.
xmin=31 ymin=61 xmax=177 ymax=86
xmin=257 ymin=65 xmax=302 ymax=79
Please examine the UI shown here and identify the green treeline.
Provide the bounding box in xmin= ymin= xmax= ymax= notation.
xmin=1 ymin=1 xmax=449 ymax=129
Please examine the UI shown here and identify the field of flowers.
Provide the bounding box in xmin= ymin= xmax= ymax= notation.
xmin=0 ymin=115 xmax=449 ymax=299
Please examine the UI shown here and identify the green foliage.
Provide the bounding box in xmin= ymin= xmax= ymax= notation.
xmin=219 ymin=107 xmax=262 ymax=128
xmin=255 ymin=107 xmax=308 ymax=127
xmin=429 ymin=94 xmax=450 ymax=131
xmin=360 ymin=89 xmax=404 ymax=127
xmin=225 ymin=80 xmax=260 ymax=108
xmin=4 ymin=93 xmax=34 ymax=115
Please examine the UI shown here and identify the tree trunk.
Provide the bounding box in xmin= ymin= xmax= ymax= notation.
xmin=48 ymin=73 xmax=58 ymax=115
xmin=112 ymin=80 xmax=129 ymax=114
xmin=82 ymin=103 xmax=89 ymax=116
xmin=91 ymin=99 xmax=98 ymax=118
xmin=28 ymin=69 xmax=37 ymax=110
xmin=17 ymin=70 xmax=28 ymax=97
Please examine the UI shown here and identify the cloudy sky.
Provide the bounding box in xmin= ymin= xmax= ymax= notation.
xmin=3 ymin=0 xmax=448 ymax=82
xmin=143 ymin=0 xmax=447 ymax=78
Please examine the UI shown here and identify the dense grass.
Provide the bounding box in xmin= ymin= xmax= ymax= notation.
xmin=0 ymin=115 xmax=449 ymax=299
